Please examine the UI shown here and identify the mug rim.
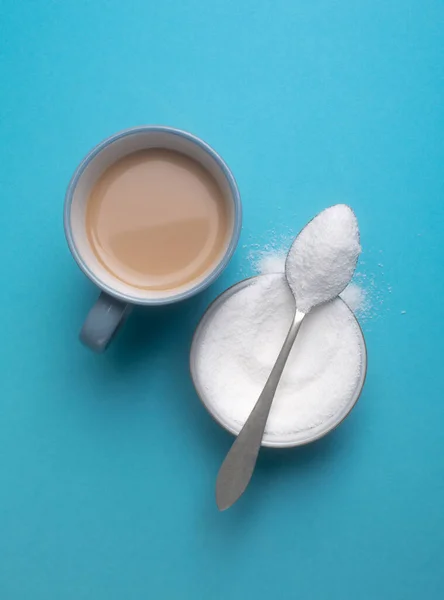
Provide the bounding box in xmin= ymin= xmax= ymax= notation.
xmin=64 ymin=125 xmax=242 ymax=305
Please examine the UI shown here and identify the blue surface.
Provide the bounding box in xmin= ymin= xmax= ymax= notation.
xmin=0 ymin=1 xmax=443 ymax=598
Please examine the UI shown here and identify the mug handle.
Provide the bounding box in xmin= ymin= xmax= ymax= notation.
xmin=80 ymin=292 xmax=132 ymax=352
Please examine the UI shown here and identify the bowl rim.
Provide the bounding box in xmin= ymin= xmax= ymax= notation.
xmin=189 ymin=274 xmax=368 ymax=448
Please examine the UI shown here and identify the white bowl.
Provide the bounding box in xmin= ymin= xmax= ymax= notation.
xmin=190 ymin=275 xmax=367 ymax=448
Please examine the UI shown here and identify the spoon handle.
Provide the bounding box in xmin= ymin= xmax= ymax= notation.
xmin=216 ymin=309 xmax=306 ymax=510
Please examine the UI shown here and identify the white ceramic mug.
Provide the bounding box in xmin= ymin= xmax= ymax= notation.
xmin=64 ymin=126 xmax=242 ymax=352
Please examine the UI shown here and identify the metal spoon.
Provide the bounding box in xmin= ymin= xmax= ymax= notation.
xmin=215 ymin=205 xmax=360 ymax=510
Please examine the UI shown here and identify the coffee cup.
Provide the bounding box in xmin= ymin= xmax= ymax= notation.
xmin=64 ymin=126 xmax=242 ymax=352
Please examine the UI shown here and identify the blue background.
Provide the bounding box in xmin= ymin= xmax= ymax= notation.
xmin=1 ymin=1 xmax=443 ymax=598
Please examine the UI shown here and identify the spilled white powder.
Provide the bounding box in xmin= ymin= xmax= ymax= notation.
xmin=196 ymin=274 xmax=363 ymax=440
xmin=286 ymin=205 xmax=361 ymax=313
xmin=340 ymin=283 xmax=368 ymax=313
xmin=257 ymin=251 xmax=287 ymax=275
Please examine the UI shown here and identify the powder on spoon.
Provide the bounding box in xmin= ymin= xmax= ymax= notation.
xmin=286 ymin=205 xmax=361 ymax=313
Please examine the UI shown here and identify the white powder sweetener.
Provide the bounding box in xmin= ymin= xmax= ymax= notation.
xmin=253 ymin=250 xmax=368 ymax=316
xmin=286 ymin=205 xmax=361 ymax=313
xmin=340 ymin=282 xmax=368 ymax=314
xmin=197 ymin=274 xmax=363 ymax=438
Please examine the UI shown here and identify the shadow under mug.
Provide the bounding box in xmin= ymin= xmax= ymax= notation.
xmin=64 ymin=126 xmax=242 ymax=352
